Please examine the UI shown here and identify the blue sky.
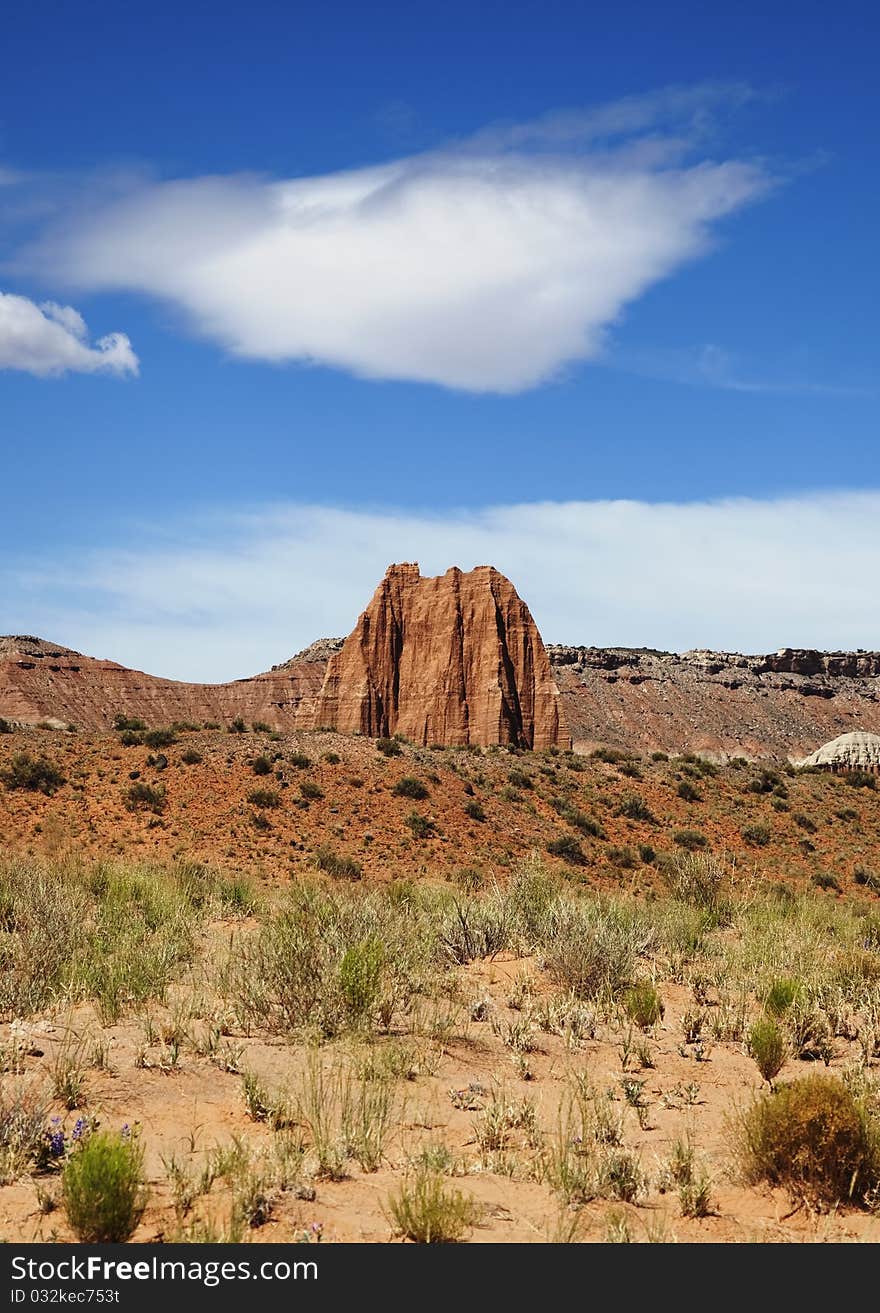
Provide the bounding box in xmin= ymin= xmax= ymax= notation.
xmin=1 ymin=0 xmax=878 ymax=678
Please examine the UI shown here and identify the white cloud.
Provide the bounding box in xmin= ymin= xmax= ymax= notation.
xmin=25 ymin=88 xmax=773 ymax=392
xmin=5 ymin=491 xmax=880 ymax=682
xmin=0 ymin=291 xmax=138 ymax=377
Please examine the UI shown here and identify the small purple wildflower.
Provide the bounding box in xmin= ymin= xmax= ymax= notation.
xmin=120 ymin=1124 xmax=131 ymax=1141
xmin=46 ymin=1120 xmax=65 ymax=1157
xmin=72 ymin=1117 xmax=88 ymax=1142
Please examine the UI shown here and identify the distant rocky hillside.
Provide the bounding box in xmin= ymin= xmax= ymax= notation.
xmin=0 ymin=635 xmax=326 ymax=732
xmin=0 ymin=563 xmax=568 ymax=749
xmin=548 ymin=645 xmax=880 ymax=758
xmin=4 ymin=581 xmax=880 ymax=757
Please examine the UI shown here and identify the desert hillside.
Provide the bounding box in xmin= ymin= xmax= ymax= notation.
xmin=4 ymin=634 xmax=880 ymax=761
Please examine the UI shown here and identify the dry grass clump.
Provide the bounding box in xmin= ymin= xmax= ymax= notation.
xmin=386 ymin=1166 xmax=479 ymax=1242
xmin=0 ymin=854 xmax=243 ymax=1021
xmin=227 ymin=880 xmax=442 ymax=1038
xmin=735 ymin=1073 xmax=880 ymax=1207
xmin=539 ymin=901 xmax=652 ymax=1000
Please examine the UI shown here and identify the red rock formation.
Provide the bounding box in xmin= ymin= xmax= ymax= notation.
xmin=311 ymin=563 xmax=569 ymax=749
xmin=0 ymin=636 xmax=324 ymax=731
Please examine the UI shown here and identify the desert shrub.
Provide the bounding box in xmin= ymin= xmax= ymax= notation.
xmin=252 ymin=720 xmax=272 ymax=733
xmin=143 ymin=728 xmax=176 ymax=749
xmin=507 ymin=768 xmax=533 ymax=791
xmin=812 ymin=872 xmax=841 ymax=893
xmin=763 ymin=977 xmax=801 ymax=1017
xmin=62 ymin=1130 xmax=147 ymax=1242
xmin=854 ymin=867 xmax=880 ymax=893
xmin=623 ymin=981 xmax=664 ymax=1029
xmin=439 ymin=895 xmax=510 ymax=964
xmin=748 ymin=1017 xmax=787 ymax=1085
xmin=229 ymin=718 xmax=247 ymax=734
xmin=0 ymin=718 xmax=12 ymax=734
xmin=323 ymin=751 xmax=341 ymax=765
xmin=0 ymin=856 xmax=199 ymax=1020
xmin=673 ymin=829 xmax=708 ymax=852
xmin=394 ymin=776 xmax=430 ymax=800
xmin=251 ymin=812 xmax=272 ymax=831
xmin=845 ymin=771 xmax=876 ymax=790
xmin=180 ymin=748 xmax=202 ymax=765
xmin=338 ymin=938 xmax=385 ymax=1023
xmin=618 ymin=761 xmax=642 ymax=779
xmin=386 ymin=1167 xmax=478 ymax=1242
xmin=591 ymin=747 xmax=631 ymax=764
xmin=113 ymin=715 xmax=146 ymax=732
xmin=677 ymin=780 xmax=702 ymax=802
xmin=746 ymin=769 xmax=785 ymax=795
xmin=607 ymin=845 xmax=637 ymax=869
xmin=651 ymin=751 xmax=668 ymax=762
xmin=660 ymin=851 xmax=726 ymax=909
xmin=1 ymin=752 xmax=65 ymax=795
xmin=452 ymin=866 xmax=484 ymax=892
xmin=124 ymin=781 xmax=165 ymax=814
xmin=464 ymin=799 xmax=486 ymax=822
xmin=252 ymin=755 xmax=272 ymax=776
xmin=618 ymin=795 xmax=655 ymax=823
xmin=405 ymin=812 xmax=435 ymax=839
xmin=540 ymin=902 xmax=649 ymax=999
xmin=289 ymin=751 xmax=312 ymax=769
xmin=300 ymin=779 xmax=324 ymax=800
xmin=741 ymin=822 xmax=771 ymax=846
xmin=503 ymin=860 xmax=559 ymax=942
xmin=314 ymin=846 xmax=363 ymax=881
xmin=119 ymin=730 xmax=143 ymax=746
xmin=638 ymin=844 xmax=656 ymax=864
xmin=793 ymin=811 xmax=817 ymax=833
xmin=666 ymin=1133 xmax=714 ymax=1218
xmin=247 ymin=788 xmax=280 ymax=809
xmin=0 ymin=1083 xmax=47 ymax=1183
xmin=376 ymin=737 xmax=402 ymax=757
xmin=552 ymin=799 xmax=605 ymax=838
xmin=836 ymin=807 xmax=859 ymax=822
xmin=227 ymin=882 xmax=434 ymax=1037
xmin=546 ymin=834 xmax=586 ymax=867
xmin=735 ymin=1074 xmax=880 ymax=1206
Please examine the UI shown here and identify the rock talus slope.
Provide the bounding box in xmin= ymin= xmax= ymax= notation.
xmin=0 ymin=636 xmax=325 ymax=731
xmin=312 ymin=563 xmax=569 ymax=749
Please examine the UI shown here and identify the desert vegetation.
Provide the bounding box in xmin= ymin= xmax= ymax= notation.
xmin=0 ymin=822 xmax=879 ymax=1242
xmin=2 ymin=726 xmax=880 ymax=1241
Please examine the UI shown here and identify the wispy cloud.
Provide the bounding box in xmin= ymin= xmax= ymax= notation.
xmin=19 ymin=84 xmax=774 ymax=392
xmin=0 ymin=291 xmax=138 ymax=377
xmin=609 ymin=342 xmax=871 ymax=396
xmin=5 ymin=490 xmax=879 ymax=681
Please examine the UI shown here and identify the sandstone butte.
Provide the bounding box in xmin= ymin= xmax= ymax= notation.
xmin=0 ymin=563 xmax=570 ymax=750
xmin=5 ymin=565 xmax=880 ymax=757
xmin=312 ymin=563 xmax=569 ymax=749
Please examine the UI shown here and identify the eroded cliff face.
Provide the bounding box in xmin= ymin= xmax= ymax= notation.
xmin=312 ymin=564 xmax=570 ymax=749
xmin=5 ymin=599 xmax=880 ymax=759
xmin=549 ymin=646 xmax=880 ymax=758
